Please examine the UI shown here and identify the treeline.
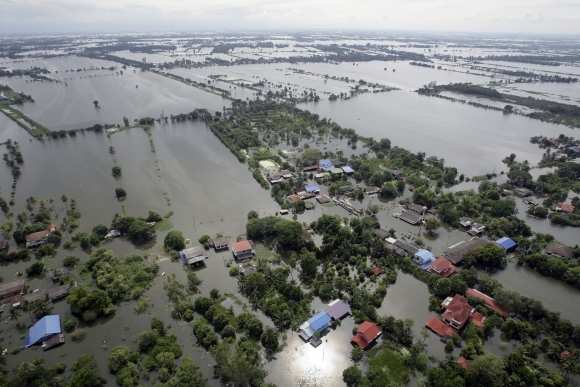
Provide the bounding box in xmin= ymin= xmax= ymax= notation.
xmin=417 ymin=82 xmax=503 ymax=99
xmin=483 ymin=54 xmax=580 ymax=66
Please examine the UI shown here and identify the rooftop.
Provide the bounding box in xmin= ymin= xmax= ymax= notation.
xmin=441 ymin=294 xmax=474 ymax=329
xmin=26 ymin=230 xmax=50 ymax=242
xmin=399 ymin=210 xmax=422 ymax=225
xmin=545 ymin=243 xmax=574 ymax=259
xmin=372 ymin=228 xmax=391 ymax=240
xmin=351 ymin=321 xmax=382 ymax=349
xmin=427 ymin=257 xmax=457 ymax=277
xmin=341 ymin=166 xmax=355 ymax=173
xmin=0 ymin=279 xmax=25 ymax=298
xmin=466 ymin=288 xmax=509 ymax=318
xmin=444 ymin=237 xmax=487 ymax=264
xmin=324 ymin=299 xmax=351 ymax=320
xmin=24 ymin=315 xmax=62 ymax=348
xmin=232 ymin=240 xmax=252 ymax=252
xmin=495 ymin=237 xmax=517 ymax=250
xmin=307 ymin=311 xmax=331 ymax=332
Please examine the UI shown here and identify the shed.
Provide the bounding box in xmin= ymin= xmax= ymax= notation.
xmin=24 ymin=315 xmax=62 ymax=348
xmin=513 ymin=187 xmax=533 ymax=197
xmin=495 ymin=237 xmax=517 ymax=252
xmin=324 ymin=299 xmax=351 ymax=320
xmin=26 ymin=230 xmax=50 ymax=248
xmin=365 ymin=186 xmax=380 ymax=195
xmin=414 ymin=250 xmax=435 ymax=269
xmin=180 ymin=246 xmax=207 ymax=265
xmin=240 ymin=266 xmax=256 ymax=276
xmin=373 ymin=267 xmax=383 ymax=276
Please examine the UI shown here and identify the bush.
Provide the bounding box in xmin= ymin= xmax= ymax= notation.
xmin=54 ymin=363 xmax=66 ymax=374
xmin=112 ymin=166 xmax=122 ymax=177
xmin=71 ymin=329 xmax=86 ymax=341
xmin=63 ymin=316 xmax=77 ymax=333
xmin=351 ymin=346 xmax=364 ymax=362
xmin=25 ymin=262 xmax=44 ymax=277
xmin=210 ymin=289 xmax=220 ymax=299
xmin=164 ymin=230 xmax=186 ymax=251
xmin=115 ymin=188 xmax=127 ymax=198
xmin=63 ymin=255 xmax=79 ymax=267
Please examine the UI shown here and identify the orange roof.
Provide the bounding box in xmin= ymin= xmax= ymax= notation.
xmin=458 ymin=356 xmax=469 ymax=370
xmin=232 ymin=240 xmax=252 ymax=252
xmin=351 ymin=322 xmax=381 ymax=349
xmin=373 ymin=267 xmax=383 ymax=276
xmin=559 ymin=204 xmax=575 ymax=213
xmin=427 ymin=257 xmax=457 ymax=277
xmin=466 ymin=288 xmax=509 ymax=318
xmin=469 ymin=311 xmax=486 ymax=327
xmin=441 ymin=295 xmax=473 ymax=329
xmin=425 ymin=317 xmax=458 ymax=337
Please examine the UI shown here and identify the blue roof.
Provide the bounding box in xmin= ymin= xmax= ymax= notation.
xmin=307 ymin=312 xmax=331 ymax=332
xmin=414 ymin=249 xmax=435 ymax=269
xmin=24 ymin=315 xmax=61 ymax=347
xmin=319 ymin=159 xmax=333 ymax=168
xmin=305 ymin=185 xmax=320 ymax=193
xmin=495 ymin=237 xmax=517 ymax=250
xmin=341 ymin=166 xmax=354 ymax=173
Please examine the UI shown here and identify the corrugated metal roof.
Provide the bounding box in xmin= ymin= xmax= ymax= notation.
xmin=307 ymin=312 xmax=331 ymax=332
xmin=24 ymin=315 xmax=61 ymax=347
xmin=324 ymin=300 xmax=351 ymax=320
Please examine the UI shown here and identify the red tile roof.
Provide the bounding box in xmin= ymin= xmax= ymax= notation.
xmin=351 ymin=322 xmax=381 ymax=349
xmin=559 ymin=203 xmax=575 ymax=213
xmin=466 ymin=288 xmax=509 ymax=318
xmin=232 ymin=240 xmax=252 ymax=253
xmin=425 ymin=317 xmax=458 ymax=337
xmin=427 ymin=257 xmax=457 ymax=277
xmin=373 ymin=267 xmax=383 ymax=276
xmin=441 ymin=295 xmax=473 ymax=329
xmin=469 ymin=311 xmax=486 ymax=327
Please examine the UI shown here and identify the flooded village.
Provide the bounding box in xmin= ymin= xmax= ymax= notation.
xmin=0 ymin=32 xmax=580 ymax=387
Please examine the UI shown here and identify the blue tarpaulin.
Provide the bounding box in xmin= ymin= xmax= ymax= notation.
xmin=495 ymin=237 xmax=517 ymax=251
xmin=24 ymin=315 xmax=61 ymax=347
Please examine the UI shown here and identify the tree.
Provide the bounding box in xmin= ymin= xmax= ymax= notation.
xmin=274 ymin=219 xmax=303 ymax=248
xmin=112 ymin=166 xmax=122 ymax=177
xmin=164 ymin=230 xmax=186 ymax=251
xmin=61 ymin=194 xmax=68 ymax=208
xmin=300 ymin=251 xmax=318 ymax=279
xmin=465 ymin=353 xmax=507 ymax=387
xmin=342 ymin=366 xmax=363 ymax=386
xmin=210 ymin=340 xmax=267 ymax=386
xmin=463 ymin=243 xmax=507 ymax=269
xmin=67 ymin=353 xmax=107 ymax=387
xmin=210 ymin=288 xmax=220 ymax=299
xmin=350 ymin=346 xmax=364 ymax=362
xmin=146 ymin=210 xmax=163 ymax=222
xmin=115 ymin=188 xmax=127 ymax=198
xmin=25 ymin=261 xmax=44 ymax=277
xmin=8 ymin=307 xmax=21 ymax=324
xmin=107 ymin=345 xmax=133 ymax=373
xmin=123 ymin=116 xmax=130 ymax=127
xmin=247 ymin=210 xmax=258 ymax=220
xmin=194 ymin=297 xmax=213 ymax=315
xmin=260 ymin=327 xmax=279 ymax=350
xmin=32 ymin=300 xmax=53 ymax=318
xmin=424 ymin=218 xmax=440 ymax=235
xmin=93 ymin=100 xmax=99 ymax=107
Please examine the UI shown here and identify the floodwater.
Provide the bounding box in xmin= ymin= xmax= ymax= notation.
xmin=2 ymin=53 xmax=580 ymax=385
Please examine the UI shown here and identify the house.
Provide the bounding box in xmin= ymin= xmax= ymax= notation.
xmin=232 ymin=240 xmax=255 ymax=260
xmin=0 ymin=279 xmax=25 ymax=302
xmin=372 ymin=228 xmax=391 ymax=240
xmin=399 ymin=210 xmax=422 ymax=225
xmin=21 ymin=290 xmax=47 ymax=305
xmin=279 ymin=170 xmax=294 ymax=179
xmin=385 ymin=243 xmax=407 ymax=257
xmin=391 ymin=170 xmax=404 ymax=180
xmin=24 ymin=315 xmax=62 ymax=348
xmin=338 ymin=184 xmax=354 ymax=195
xmin=466 ymin=288 xmax=509 ymax=318
xmin=324 ymin=299 xmax=351 ymax=320
xmin=365 ymin=186 xmax=380 ymax=195
xmin=407 ymin=203 xmax=425 ymax=214
xmin=351 ymin=321 xmax=382 ymax=349
xmin=211 ymin=237 xmax=229 ymax=251
xmin=180 ymin=246 xmax=207 ymax=265
xmin=341 ymin=166 xmax=355 ymax=175
xmin=394 ymin=240 xmax=419 ymax=254
xmin=26 ymin=230 xmax=50 ymax=248
xmin=568 ymin=146 xmax=580 ymax=154
xmin=545 ymin=243 xmax=574 ymax=259
xmin=330 ymin=158 xmax=343 ymax=167
xmin=425 ymin=317 xmax=458 ymax=337
xmin=373 ymin=267 xmax=383 ymax=276
xmin=443 ymin=237 xmax=487 ymax=264
xmin=547 ymin=138 xmax=559 ymax=146
xmin=47 ymin=223 xmax=57 ymax=232
xmin=51 ymin=268 xmax=68 ymax=282
xmin=305 ymin=185 xmax=320 ymax=194
xmin=440 ymin=295 xmax=474 ymax=330
xmin=314 ymin=172 xmax=330 ymax=179
xmin=467 ymin=223 xmax=486 ymax=237
xmin=513 ymin=187 xmax=533 ymax=197
xmin=299 ymin=312 xmax=331 ymax=341
xmin=267 ymin=173 xmax=283 ymax=184
xmin=427 ymin=257 xmax=457 ymax=278
xmin=319 ymin=159 xmax=333 ymax=171
xmin=495 ymin=237 xmax=517 ymax=253
xmin=316 ymin=195 xmax=332 ymax=204
xmin=42 ymin=333 xmax=65 ymax=351
xmin=556 ymin=203 xmax=575 ymax=214
xmin=303 ymin=165 xmax=319 ymax=172
xmin=414 ymin=249 xmax=435 ymax=269
xmin=0 ymin=93 xmax=7 ymax=100
xmin=459 ymin=217 xmax=473 ymax=227
xmin=286 ymin=194 xmax=302 ymax=204
xmin=48 ymin=284 xmax=70 ymax=302
xmin=330 ymin=167 xmax=343 ymax=175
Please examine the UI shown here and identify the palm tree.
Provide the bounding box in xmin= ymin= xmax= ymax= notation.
xmin=27 ymin=196 xmax=37 ymax=212
xmin=33 ymin=300 xmax=52 ymax=319
xmin=38 ymin=199 xmax=47 ymax=211
xmin=61 ymin=194 xmax=68 ymax=209
xmin=22 ymin=300 xmax=34 ymax=321
xmin=9 ymin=308 xmax=21 ymax=324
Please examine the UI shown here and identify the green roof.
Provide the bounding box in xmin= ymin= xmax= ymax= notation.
xmin=330 ymin=168 xmax=343 ymax=174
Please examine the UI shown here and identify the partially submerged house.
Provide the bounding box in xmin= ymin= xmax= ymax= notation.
xmin=180 ymin=246 xmax=207 ymax=265
xmin=26 ymin=230 xmax=50 ymax=248
xmin=414 ymin=249 xmax=435 ymax=269
xmin=466 ymin=288 xmax=509 ymax=318
xmin=427 ymin=257 xmax=457 ymax=278
xmin=459 ymin=217 xmax=473 ymax=228
xmin=24 ymin=315 xmax=62 ymax=348
xmin=351 ymin=322 xmax=382 ymax=349
xmin=466 ymin=223 xmax=486 ymax=237
xmin=337 ymin=184 xmax=354 ymax=195
xmin=399 ymin=210 xmax=422 ymax=225
xmin=231 ymin=240 xmax=255 ymax=260
xmin=240 ymin=266 xmax=256 ymax=277
xmin=316 ymin=195 xmax=332 ymax=204
xmin=304 ymin=185 xmax=320 ymax=194
xmin=394 ymin=240 xmax=419 ymax=254
xmin=440 ymin=295 xmax=475 ymax=330
xmin=299 ymin=312 xmax=331 ymax=341
xmin=391 ymin=170 xmax=404 ymax=180
xmin=372 ymin=228 xmax=391 ymax=240
xmin=556 ymin=203 xmax=575 ymax=214
xmin=545 ymin=243 xmax=574 ymax=259
xmin=365 ymin=186 xmax=380 ymax=195
xmin=48 ymin=284 xmax=70 ymax=302
xmin=51 ymin=267 xmax=68 ymax=282
xmin=324 ymin=299 xmax=351 ymax=320
xmin=443 ymin=238 xmax=487 ymax=265
xmin=341 ymin=166 xmax=355 ymax=175
xmin=211 ymin=237 xmax=229 ymax=251
xmin=495 ymin=237 xmax=517 ymax=253
xmin=330 ymin=167 xmax=343 ymax=175
xmin=513 ymin=187 xmax=533 ymax=197
xmin=42 ymin=333 xmax=65 ymax=351
xmin=407 ymin=203 xmax=425 ymax=214
xmin=319 ymin=159 xmax=333 ymax=171
xmin=0 ymin=279 xmax=25 ymax=302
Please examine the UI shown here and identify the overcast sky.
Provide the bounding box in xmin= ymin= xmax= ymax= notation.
xmin=1 ymin=0 xmax=579 ymax=35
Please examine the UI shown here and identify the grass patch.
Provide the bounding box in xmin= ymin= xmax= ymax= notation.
xmin=367 ymin=347 xmax=410 ymax=385
xmin=153 ymin=218 xmax=173 ymax=232
xmin=213 ymin=296 xmax=238 ymax=327
xmin=253 ymin=242 xmax=273 ymax=262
